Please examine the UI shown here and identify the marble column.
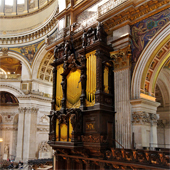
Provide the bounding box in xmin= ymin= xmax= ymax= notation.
xmin=0 ymin=0 xmax=5 ymax=15
xmin=131 ymin=99 xmax=160 ymax=149
xmin=111 ymin=45 xmax=132 ymax=149
xmin=12 ymin=0 xmax=17 ymax=15
xmin=15 ymin=107 xmax=38 ymax=162
xmin=114 ymin=68 xmax=131 ymax=149
xmin=15 ymin=108 xmax=25 ymax=161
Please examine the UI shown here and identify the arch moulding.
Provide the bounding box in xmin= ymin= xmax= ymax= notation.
xmin=131 ymin=22 xmax=170 ymax=100
xmin=0 ymin=84 xmax=25 ymax=97
xmin=0 ymin=50 xmax=32 ymax=79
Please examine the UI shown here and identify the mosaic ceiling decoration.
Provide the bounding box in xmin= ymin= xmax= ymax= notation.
xmin=131 ymin=8 xmax=170 ymax=63
xmin=9 ymin=40 xmax=44 ymax=64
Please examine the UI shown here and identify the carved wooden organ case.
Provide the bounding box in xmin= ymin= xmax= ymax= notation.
xmin=48 ymin=22 xmax=115 ymax=158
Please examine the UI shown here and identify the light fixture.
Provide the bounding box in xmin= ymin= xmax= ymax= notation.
xmin=0 ymin=138 xmax=3 ymax=142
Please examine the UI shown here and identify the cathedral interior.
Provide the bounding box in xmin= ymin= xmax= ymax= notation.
xmin=0 ymin=0 xmax=170 ymax=169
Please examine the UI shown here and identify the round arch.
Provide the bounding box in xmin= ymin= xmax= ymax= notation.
xmin=156 ymin=68 xmax=170 ymax=107
xmin=0 ymin=84 xmax=24 ymax=99
xmin=131 ymin=22 xmax=170 ymax=100
xmin=0 ymin=50 xmax=32 ymax=79
xmin=32 ymin=43 xmax=48 ymax=80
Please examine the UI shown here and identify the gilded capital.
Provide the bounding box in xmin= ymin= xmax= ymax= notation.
xmin=110 ymin=45 xmax=131 ymax=71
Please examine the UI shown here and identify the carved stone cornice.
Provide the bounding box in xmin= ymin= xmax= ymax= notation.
xmin=100 ymin=0 xmax=170 ymax=32
xmin=18 ymin=107 xmax=39 ymax=114
xmin=0 ymin=2 xmax=58 ymax=46
xmin=0 ymin=84 xmax=24 ymax=95
xmin=17 ymin=94 xmax=52 ymax=102
xmin=110 ymin=45 xmax=131 ymax=71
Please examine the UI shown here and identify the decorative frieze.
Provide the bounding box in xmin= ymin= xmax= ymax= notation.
xmin=132 ymin=111 xmax=159 ymax=125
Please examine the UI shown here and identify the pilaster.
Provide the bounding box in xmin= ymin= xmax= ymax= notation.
xmin=0 ymin=0 xmax=5 ymax=15
xmin=15 ymin=107 xmax=39 ymax=162
xmin=110 ymin=45 xmax=132 ymax=149
xmin=131 ymin=99 xmax=160 ymax=149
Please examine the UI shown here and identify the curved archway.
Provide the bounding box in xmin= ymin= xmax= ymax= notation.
xmin=0 ymin=84 xmax=24 ymax=98
xmin=32 ymin=44 xmax=48 ymax=80
xmin=0 ymin=51 xmax=31 ymax=80
xmin=131 ymin=22 xmax=170 ymax=100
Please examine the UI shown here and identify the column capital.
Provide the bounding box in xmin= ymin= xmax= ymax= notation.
xmin=150 ymin=113 xmax=159 ymax=125
xmin=110 ymin=45 xmax=131 ymax=71
xmin=132 ymin=111 xmax=150 ymax=125
xmin=18 ymin=107 xmax=39 ymax=114
xmin=132 ymin=111 xmax=159 ymax=125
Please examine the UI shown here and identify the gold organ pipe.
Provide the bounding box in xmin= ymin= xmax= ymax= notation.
xmin=86 ymin=51 xmax=96 ymax=106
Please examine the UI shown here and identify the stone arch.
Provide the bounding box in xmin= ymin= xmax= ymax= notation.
xmin=0 ymin=84 xmax=24 ymax=101
xmin=37 ymin=51 xmax=54 ymax=83
xmin=131 ymin=22 xmax=170 ymax=100
xmin=0 ymin=51 xmax=31 ymax=79
xmin=32 ymin=44 xmax=49 ymax=80
xmin=156 ymin=70 xmax=170 ymax=108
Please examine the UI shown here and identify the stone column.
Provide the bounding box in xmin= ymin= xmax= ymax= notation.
xmin=0 ymin=0 xmax=5 ymax=15
xmin=23 ymin=107 xmax=38 ymax=161
xmin=35 ymin=0 xmax=39 ymax=10
xmin=15 ymin=108 xmax=25 ymax=161
xmin=131 ymin=98 xmax=160 ymax=149
xmin=164 ymin=121 xmax=170 ymax=148
xmin=12 ymin=0 xmax=17 ymax=15
xmin=15 ymin=107 xmax=38 ymax=161
xmin=110 ymin=45 xmax=132 ymax=149
xmin=24 ymin=0 xmax=28 ymax=13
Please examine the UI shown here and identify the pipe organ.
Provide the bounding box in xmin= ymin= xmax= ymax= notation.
xmin=48 ymin=22 xmax=115 ymax=169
